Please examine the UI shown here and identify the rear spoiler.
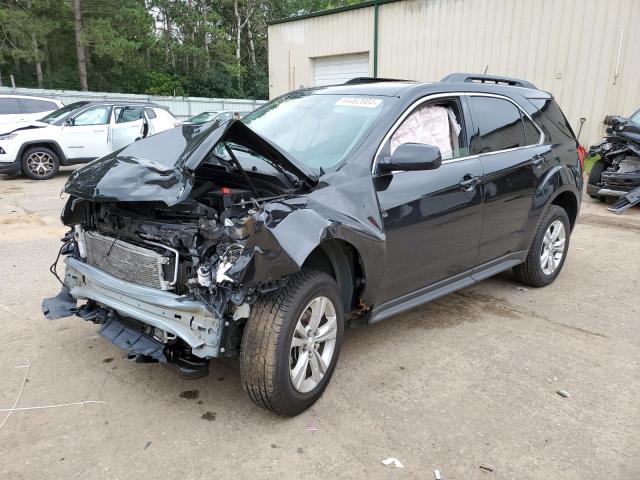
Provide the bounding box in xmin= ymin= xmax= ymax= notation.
xmin=441 ymin=73 xmax=537 ymax=90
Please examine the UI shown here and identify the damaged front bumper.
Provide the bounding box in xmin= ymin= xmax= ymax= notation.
xmin=43 ymin=257 xmax=222 ymax=359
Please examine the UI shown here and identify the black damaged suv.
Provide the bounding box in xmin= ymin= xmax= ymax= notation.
xmin=44 ymin=74 xmax=582 ymax=415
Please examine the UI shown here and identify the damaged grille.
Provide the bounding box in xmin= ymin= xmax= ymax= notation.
xmin=83 ymin=231 xmax=175 ymax=290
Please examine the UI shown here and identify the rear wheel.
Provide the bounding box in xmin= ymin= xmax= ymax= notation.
xmin=513 ymin=205 xmax=570 ymax=287
xmin=21 ymin=146 xmax=59 ymax=180
xmin=240 ymin=270 xmax=344 ymax=416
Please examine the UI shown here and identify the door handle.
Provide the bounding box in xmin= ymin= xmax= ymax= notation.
xmin=459 ymin=175 xmax=481 ymax=191
xmin=532 ymin=154 xmax=545 ymax=168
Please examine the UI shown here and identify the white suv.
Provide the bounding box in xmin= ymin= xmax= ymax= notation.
xmin=0 ymin=101 xmax=179 ymax=180
xmin=0 ymin=94 xmax=64 ymax=125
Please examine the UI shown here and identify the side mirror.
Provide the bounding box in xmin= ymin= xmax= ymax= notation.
xmin=378 ymin=143 xmax=442 ymax=173
xmin=64 ymin=118 xmax=74 ymax=127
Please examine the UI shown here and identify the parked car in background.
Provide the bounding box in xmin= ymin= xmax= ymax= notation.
xmin=0 ymin=94 xmax=64 ymax=125
xmin=43 ymin=74 xmax=582 ymax=415
xmin=0 ymin=101 xmax=179 ymax=180
xmin=183 ymin=110 xmax=238 ymax=125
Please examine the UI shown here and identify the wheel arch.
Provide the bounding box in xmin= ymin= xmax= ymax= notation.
xmin=534 ymin=164 xmax=581 ymax=227
xmin=301 ymin=239 xmax=365 ymax=314
xmin=550 ymin=190 xmax=578 ymax=230
xmin=18 ymin=140 xmax=67 ymax=164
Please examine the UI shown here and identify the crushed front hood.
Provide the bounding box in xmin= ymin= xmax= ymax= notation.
xmin=64 ymin=120 xmax=318 ymax=205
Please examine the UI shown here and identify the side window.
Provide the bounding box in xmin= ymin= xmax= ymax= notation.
xmin=19 ymin=99 xmax=58 ymax=113
xmin=0 ymin=98 xmax=21 ymax=114
xmin=116 ymin=107 xmax=144 ymax=123
xmin=390 ymin=99 xmax=467 ymax=160
xmin=468 ymin=96 xmax=526 ymax=153
xmin=145 ymin=108 xmax=157 ymax=119
xmin=73 ymin=106 xmax=110 ymax=126
xmin=522 ymin=115 xmax=541 ymax=145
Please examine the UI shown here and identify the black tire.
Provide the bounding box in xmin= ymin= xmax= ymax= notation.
xmin=240 ymin=270 xmax=344 ymax=416
xmin=513 ymin=205 xmax=571 ymax=288
xmin=587 ymin=159 xmax=608 ymax=198
xmin=20 ymin=146 xmax=59 ymax=180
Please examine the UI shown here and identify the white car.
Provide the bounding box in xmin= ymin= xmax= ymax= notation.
xmin=0 ymin=101 xmax=179 ymax=179
xmin=0 ymin=94 xmax=64 ymax=126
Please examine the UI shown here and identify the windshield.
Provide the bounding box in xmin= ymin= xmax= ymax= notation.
xmin=242 ymin=92 xmax=389 ymax=170
xmin=39 ymin=101 xmax=90 ymax=124
xmin=187 ymin=112 xmax=219 ymax=124
xmin=630 ymin=109 xmax=640 ymax=125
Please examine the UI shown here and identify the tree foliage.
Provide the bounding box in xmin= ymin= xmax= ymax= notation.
xmin=0 ymin=0 xmax=365 ymax=99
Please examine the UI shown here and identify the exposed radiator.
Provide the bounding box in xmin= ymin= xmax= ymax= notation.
xmin=83 ymin=230 xmax=175 ymax=290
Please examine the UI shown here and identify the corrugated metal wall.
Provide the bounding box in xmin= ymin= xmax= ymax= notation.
xmin=268 ymin=7 xmax=374 ymax=93
xmin=0 ymin=86 xmax=266 ymax=119
xmin=268 ymin=0 xmax=640 ymax=147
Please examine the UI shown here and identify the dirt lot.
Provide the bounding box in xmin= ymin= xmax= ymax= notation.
xmin=0 ymin=167 xmax=639 ymax=480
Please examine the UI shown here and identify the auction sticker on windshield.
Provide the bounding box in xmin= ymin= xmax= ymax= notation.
xmin=335 ymin=97 xmax=383 ymax=108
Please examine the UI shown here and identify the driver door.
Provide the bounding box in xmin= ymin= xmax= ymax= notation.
xmin=374 ymin=96 xmax=484 ymax=304
xmin=110 ymin=106 xmax=145 ymax=151
xmin=61 ymin=105 xmax=111 ymax=160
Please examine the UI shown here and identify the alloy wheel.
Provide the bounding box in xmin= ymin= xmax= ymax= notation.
xmin=540 ymin=220 xmax=566 ymax=275
xmin=26 ymin=151 xmax=55 ymax=178
xmin=289 ymin=296 xmax=338 ymax=393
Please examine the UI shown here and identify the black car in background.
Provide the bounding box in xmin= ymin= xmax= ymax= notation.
xmin=587 ymin=109 xmax=640 ymax=212
xmin=43 ymin=74 xmax=583 ymax=415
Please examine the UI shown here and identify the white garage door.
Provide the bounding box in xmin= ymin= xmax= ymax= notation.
xmin=313 ymin=53 xmax=370 ymax=87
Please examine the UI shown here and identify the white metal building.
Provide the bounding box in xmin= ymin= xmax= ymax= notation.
xmin=267 ymin=0 xmax=640 ymax=147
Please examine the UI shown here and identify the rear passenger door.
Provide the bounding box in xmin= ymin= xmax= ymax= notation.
xmin=467 ymin=95 xmax=547 ymax=265
xmin=110 ymin=106 xmax=144 ymax=150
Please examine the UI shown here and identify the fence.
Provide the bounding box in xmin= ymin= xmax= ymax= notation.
xmin=0 ymin=86 xmax=267 ymax=119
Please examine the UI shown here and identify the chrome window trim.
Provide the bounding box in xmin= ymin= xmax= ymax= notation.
xmin=371 ymin=92 xmax=545 ymax=174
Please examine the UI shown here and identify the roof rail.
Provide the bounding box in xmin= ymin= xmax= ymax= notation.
xmin=344 ymin=77 xmax=410 ymax=85
xmin=441 ymin=73 xmax=537 ymax=90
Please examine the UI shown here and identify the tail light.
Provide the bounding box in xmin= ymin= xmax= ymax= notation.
xmin=577 ymin=144 xmax=586 ymax=170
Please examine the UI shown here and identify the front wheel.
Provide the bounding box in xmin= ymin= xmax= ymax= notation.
xmin=240 ymin=270 xmax=344 ymax=416
xmin=513 ymin=205 xmax=571 ymax=287
xmin=587 ymin=159 xmax=608 ymax=201
xmin=21 ymin=146 xmax=59 ymax=180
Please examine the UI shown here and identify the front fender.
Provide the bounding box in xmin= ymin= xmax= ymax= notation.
xmin=232 ymin=172 xmax=387 ymax=305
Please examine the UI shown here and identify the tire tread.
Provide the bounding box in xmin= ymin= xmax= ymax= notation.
xmin=240 ymin=270 xmax=335 ymax=415
xmin=513 ymin=205 xmax=570 ymax=287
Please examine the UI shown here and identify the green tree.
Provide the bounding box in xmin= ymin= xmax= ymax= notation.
xmin=0 ymin=0 xmax=367 ymax=97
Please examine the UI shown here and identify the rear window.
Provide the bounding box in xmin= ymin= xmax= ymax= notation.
xmin=116 ymin=107 xmax=144 ymax=123
xmin=527 ymin=98 xmax=576 ymax=143
xmin=522 ymin=115 xmax=541 ymax=144
xmin=468 ymin=96 xmax=528 ymax=153
xmin=19 ymin=98 xmax=58 ymax=113
xmin=0 ymin=98 xmax=21 ymax=114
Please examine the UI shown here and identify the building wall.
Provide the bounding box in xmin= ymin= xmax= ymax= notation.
xmin=268 ymin=0 xmax=640 ymax=147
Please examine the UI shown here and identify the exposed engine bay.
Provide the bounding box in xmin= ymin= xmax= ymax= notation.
xmin=47 ymin=183 xmax=284 ymax=378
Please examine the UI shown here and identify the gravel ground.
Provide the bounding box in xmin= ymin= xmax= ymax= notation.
xmin=0 ymin=168 xmax=639 ymax=480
